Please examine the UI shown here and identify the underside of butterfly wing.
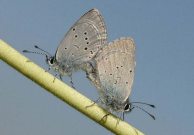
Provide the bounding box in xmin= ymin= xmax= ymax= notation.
xmin=95 ymin=37 xmax=135 ymax=111
xmin=55 ymin=9 xmax=107 ymax=75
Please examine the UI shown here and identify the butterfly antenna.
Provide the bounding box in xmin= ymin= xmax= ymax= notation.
xmin=23 ymin=49 xmax=47 ymax=57
xmin=34 ymin=45 xmax=52 ymax=56
xmin=132 ymin=105 xmax=155 ymax=120
xmin=130 ymin=101 xmax=155 ymax=108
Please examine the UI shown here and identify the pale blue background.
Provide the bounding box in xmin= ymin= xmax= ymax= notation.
xmin=1 ymin=0 xmax=194 ymax=135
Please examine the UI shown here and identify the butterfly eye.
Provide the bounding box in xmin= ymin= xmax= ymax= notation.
xmin=49 ymin=57 xmax=54 ymax=65
xmin=124 ymin=103 xmax=130 ymax=111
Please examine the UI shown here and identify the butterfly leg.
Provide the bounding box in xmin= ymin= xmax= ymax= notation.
xmin=53 ymin=73 xmax=58 ymax=83
xmin=85 ymin=63 xmax=102 ymax=91
xmin=85 ymin=62 xmax=96 ymax=80
xmin=116 ymin=117 xmax=120 ymax=127
xmin=100 ymin=113 xmax=110 ymax=123
xmin=122 ymin=112 xmax=125 ymax=120
xmin=111 ymin=112 xmax=122 ymax=127
xmin=59 ymin=74 xmax=63 ymax=81
xmin=45 ymin=67 xmax=51 ymax=72
xmin=85 ymin=98 xmax=100 ymax=108
xmin=70 ymin=75 xmax=75 ymax=89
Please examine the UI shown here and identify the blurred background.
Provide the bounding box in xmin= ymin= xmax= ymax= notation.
xmin=1 ymin=0 xmax=194 ymax=134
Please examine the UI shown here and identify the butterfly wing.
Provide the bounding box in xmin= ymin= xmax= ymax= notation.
xmin=55 ymin=9 xmax=107 ymax=70
xmin=96 ymin=37 xmax=135 ymax=103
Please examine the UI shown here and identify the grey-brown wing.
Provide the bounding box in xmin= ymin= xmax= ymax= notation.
xmin=55 ymin=8 xmax=107 ymax=68
xmin=96 ymin=37 xmax=135 ymax=103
